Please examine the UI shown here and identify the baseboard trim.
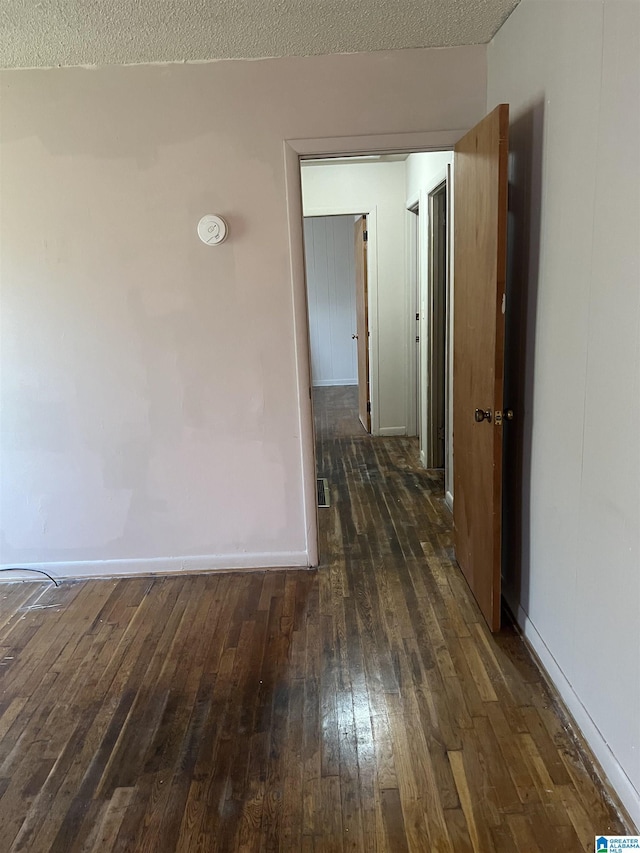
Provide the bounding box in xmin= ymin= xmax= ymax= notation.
xmin=509 ymin=595 xmax=640 ymax=830
xmin=0 ymin=551 xmax=311 ymax=582
xmin=378 ymin=427 xmax=406 ymax=437
xmin=312 ymin=379 xmax=357 ymax=387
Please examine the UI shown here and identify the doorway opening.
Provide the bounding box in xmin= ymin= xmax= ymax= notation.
xmin=299 ymin=150 xmax=454 ymax=530
xmin=301 ymin=210 xmax=370 ymax=438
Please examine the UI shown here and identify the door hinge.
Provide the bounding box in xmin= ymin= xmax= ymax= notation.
xmin=363 ymin=230 xmax=368 ymax=242
xmin=438 ymin=426 xmax=445 ymax=441
xmin=367 ymin=401 xmax=371 ymax=413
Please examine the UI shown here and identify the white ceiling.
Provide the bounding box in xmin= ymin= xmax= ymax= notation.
xmin=0 ymin=0 xmax=521 ymax=69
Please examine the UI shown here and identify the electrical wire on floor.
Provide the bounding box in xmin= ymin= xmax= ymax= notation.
xmin=0 ymin=568 xmax=60 ymax=587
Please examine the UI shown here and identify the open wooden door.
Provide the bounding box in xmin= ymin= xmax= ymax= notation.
xmin=354 ymin=216 xmax=371 ymax=432
xmin=453 ymin=104 xmax=509 ymax=632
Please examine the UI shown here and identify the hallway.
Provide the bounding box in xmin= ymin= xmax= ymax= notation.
xmin=0 ymin=387 xmax=629 ymax=851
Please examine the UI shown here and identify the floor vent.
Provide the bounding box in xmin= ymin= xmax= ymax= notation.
xmin=317 ymin=478 xmax=330 ymax=508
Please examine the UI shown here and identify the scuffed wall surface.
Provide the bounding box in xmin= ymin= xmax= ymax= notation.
xmin=0 ymin=47 xmax=486 ymax=569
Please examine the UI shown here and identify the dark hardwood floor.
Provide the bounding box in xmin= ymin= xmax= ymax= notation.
xmin=0 ymin=384 xmax=630 ymax=851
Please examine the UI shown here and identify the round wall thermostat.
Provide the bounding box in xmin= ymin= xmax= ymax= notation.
xmin=197 ymin=214 xmax=228 ymax=245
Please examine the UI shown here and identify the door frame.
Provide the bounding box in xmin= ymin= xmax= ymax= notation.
xmin=406 ymin=166 xmax=453 ymax=498
xmin=284 ymin=130 xmax=462 ymax=567
xmin=425 ymin=177 xmax=448 ymax=472
xmin=405 ymin=197 xmax=420 ymax=438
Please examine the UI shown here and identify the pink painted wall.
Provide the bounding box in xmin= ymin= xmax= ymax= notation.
xmin=0 ymin=47 xmax=486 ymax=576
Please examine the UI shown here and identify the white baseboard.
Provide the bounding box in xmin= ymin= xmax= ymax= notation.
xmin=378 ymin=426 xmax=406 ymax=437
xmin=0 ymin=551 xmax=311 ymax=582
xmin=509 ymin=594 xmax=640 ymax=830
xmin=312 ymin=379 xmax=357 ymax=387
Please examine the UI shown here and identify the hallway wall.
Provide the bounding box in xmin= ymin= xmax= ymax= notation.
xmin=405 ymin=152 xmax=452 ymax=200
xmin=488 ymin=0 xmax=640 ymax=826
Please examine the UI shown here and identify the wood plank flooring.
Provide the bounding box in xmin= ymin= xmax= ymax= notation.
xmin=0 ymin=384 xmax=631 ymax=851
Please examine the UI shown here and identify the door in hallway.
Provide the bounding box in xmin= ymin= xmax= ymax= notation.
xmin=453 ymin=104 xmax=509 ymax=632
xmin=354 ymin=215 xmax=371 ymax=432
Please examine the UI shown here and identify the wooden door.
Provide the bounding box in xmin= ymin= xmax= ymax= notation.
xmin=453 ymin=104 xmax=509 ymax=632
xmin=354 ymin=216 xmax=371 ymax=432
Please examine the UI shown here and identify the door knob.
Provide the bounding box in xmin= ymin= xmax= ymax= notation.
xmin=352 ymin=333 xmax=358 ymax=340
xmin=474 ymin=408 xmax=492 ymax=423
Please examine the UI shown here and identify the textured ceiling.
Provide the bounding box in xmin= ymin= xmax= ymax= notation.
xmin=0 ymin=0 xmax=520 ymax=69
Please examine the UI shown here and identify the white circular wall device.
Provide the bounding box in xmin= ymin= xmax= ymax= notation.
xmin=197 ymin=214 xmax=228 ymax=245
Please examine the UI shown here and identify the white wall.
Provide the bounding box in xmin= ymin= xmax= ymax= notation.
xmin=489 ymin=0 xmax=640 ymax=827
xmin=0 ymin=47 xmax=487 ymax=576
xmin=301 ymin=160 xmax=408 ymax=435
xmin=303 ymin=216 xmax=357 ymax=387
xmin=405 ymin=151 xmax=453 ymax=201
